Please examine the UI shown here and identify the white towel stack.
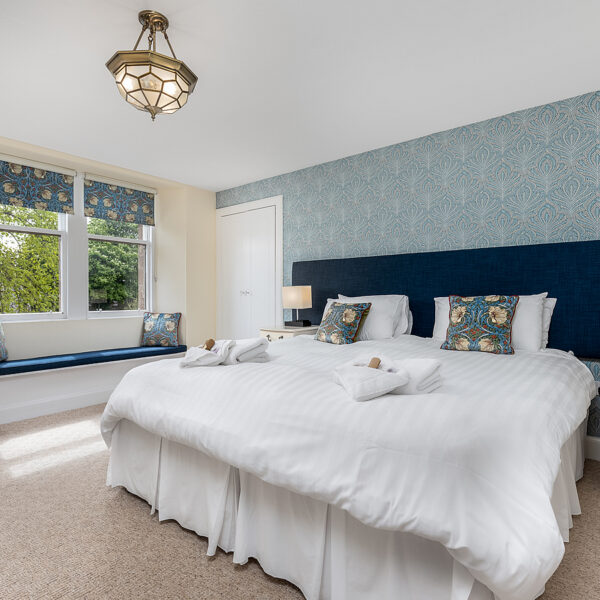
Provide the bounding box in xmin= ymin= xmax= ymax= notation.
xmin=180 ymin=340 xmax=235 ymax=367
xmin=223 ymin=337 xmax=269 ymax=365
xmin=333 ymin=365 xmax=408 ymax=402
xmin=333 ymin=354 xmax=442 ymax=401
xmin=180 ymin=338 xmax=269 ymax=368
xmin=390 ymin=358 xmax=442 ymax=395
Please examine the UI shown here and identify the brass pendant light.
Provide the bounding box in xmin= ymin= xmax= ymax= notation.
xmin=106 ymin=10 xmax=198 ymax=120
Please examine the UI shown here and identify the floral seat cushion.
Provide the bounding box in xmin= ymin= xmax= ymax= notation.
xmin=441 ymin=295 xmax=519 ymax=354
xmin=315 ymin=302 xmax=372 ymax=345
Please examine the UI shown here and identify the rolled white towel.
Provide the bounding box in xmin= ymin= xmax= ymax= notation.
xmin=391 ymin=358 xmax=442 ymax=395
xmin=223 ymin=337 xmax=270 ymax=365
xmin=180 ymin=340 xmax=235 ymax=368
xmin=333 ymin=357 xmax=409 ymax=402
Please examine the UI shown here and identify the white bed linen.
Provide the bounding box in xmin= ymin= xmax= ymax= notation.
xmin=235 ymin=421 xmax=585 ymax=600
xmin=108 ymin=419 xmax=239 ymax=554
xmin=101 ymin=335 xmax=595 ymax=600
xmin=107 ymin=418 xmax=585 ymax=600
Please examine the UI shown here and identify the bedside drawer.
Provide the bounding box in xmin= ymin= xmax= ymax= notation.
xmin=260 ymin=330 xmax=296 ymax=342
xmin=260 ymin=327 xmax=318 ymax=342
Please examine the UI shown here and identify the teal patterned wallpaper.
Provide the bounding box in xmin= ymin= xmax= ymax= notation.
xmin=217 ymin=90 xmax=600 ymax=435
xmin=218 ymin=90 xmax=600 ymax=280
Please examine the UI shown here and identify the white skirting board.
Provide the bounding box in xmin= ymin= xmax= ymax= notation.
xmin=585 ymin=435 xmax=600 ymax=462
xmin=0 ymin=353 xmax=184 ymax=424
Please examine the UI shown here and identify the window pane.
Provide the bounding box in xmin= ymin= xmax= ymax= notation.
xmin=0 ymin=204 xmax=58 ymax=229
xmin=88 ymin=240 xmax=146 ymax=311
xmin=0 ymin=230 xmax=60 ymax=313
xmin=87 ymin=217 xmax=142 ymax=240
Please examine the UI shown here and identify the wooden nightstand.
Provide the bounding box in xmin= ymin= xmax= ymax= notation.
xmin=259 ymin=326 xmax=319 ymax=342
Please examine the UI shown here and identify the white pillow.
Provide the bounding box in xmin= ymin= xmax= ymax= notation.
xmin=319 ymin=298 xmax=336 ymax=323
xmin=511 ymin=293 xmax=547 ymax=352
xmin=433 ymin=293 xmax=548 ymax=352
xmin=339 ymin=294 xmax=410 ymax=338
xmin=433 ymin=297 xmax=451 ymax=341
xmin=541 ymin=298 xmax=557 ymax=348
xmin=393 ymin=299 xmax=411 ymax=336
xmin=337 ymin=294 xmax=405 ymax=340
xmin=339 ymin=295 xmax=410 ymax=336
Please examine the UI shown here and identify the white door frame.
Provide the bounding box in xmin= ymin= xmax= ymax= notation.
xmin=216 ymin=195 xmax=283 ymax=336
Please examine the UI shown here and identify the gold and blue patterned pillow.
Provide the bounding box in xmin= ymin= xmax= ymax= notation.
xmin=0 ymin=323 xmax=7 ymax=362
xmin=142 ymin=312 xmax=181 ymax=347
xmin=441 ymin=295 xmax=519 ymax=354
xmin=315 ymin=302 xmax=371 ymax=345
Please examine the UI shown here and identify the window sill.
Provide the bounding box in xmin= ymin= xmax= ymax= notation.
xmin=87 ymin=311 xmax=146 ymax=319
xmin=0 ymin=312 xmax=147 ymax=323
xmin=0 ymin=313 xmax=66 ymax=323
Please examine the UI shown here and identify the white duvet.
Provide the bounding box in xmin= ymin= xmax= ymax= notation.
xmin=101 ymin=335 xmax=595 ymax=600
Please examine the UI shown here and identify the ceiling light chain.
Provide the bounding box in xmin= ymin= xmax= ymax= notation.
xmin=106 ymin=10 xmax=198 ymax=121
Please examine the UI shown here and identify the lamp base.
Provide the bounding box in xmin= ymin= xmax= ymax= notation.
xmin=285 ymin=319 xmax=312 ymax=327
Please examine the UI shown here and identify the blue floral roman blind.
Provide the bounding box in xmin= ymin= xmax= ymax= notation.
xmin=84 ymin=179 xmax=155 ymax=226
xmin=0 ymin=159 xmax=74 ymax=214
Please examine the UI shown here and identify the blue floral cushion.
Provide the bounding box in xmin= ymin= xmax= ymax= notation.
xmin=142 ymin=312 xmax=181 ymax=347
xmin=0 ymin=323 xmax=7 ymax=362
xmin=315 ymin=302 xmax=371 ymax=344
xmin=441 ymin=295 xmax=519 ymax=354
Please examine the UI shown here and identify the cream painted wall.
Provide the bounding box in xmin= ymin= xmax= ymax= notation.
xmin=153 ymin=186 xmax=188 ymax=344
xmin=3 ymin=317 xmax=144 ymax=360
xmin=0 ymin=136 xmax=216 ymax=360
xmin=185 ymin=186 xmax=217 ymax=347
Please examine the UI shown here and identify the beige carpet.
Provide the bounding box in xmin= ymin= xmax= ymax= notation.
xmin=1 ymin=405 xmax=598 ymax=600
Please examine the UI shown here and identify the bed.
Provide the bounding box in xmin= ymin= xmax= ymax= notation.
xmin=101 ymin=240 xmax=599 ymax=600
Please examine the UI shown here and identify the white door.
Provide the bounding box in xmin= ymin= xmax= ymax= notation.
xmin=217 ymin=197 xmax=282 ymax=339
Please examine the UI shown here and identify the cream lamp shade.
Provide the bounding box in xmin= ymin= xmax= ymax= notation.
xmin=282 ymin=285 xmax=312 ymax=309
xmin=282 ymin=285 xmax=312 ymax=327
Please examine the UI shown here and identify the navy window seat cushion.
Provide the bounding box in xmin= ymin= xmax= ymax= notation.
xmin=0 ymin=345 xmax=187 ymax=376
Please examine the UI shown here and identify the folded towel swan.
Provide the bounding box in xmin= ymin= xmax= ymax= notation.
xmin=333 ymin=354 xmax=442 ymax=401
xmin=180 ymin=337 xmax=269 ymax=368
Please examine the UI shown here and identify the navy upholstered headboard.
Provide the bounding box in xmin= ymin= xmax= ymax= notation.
xmin=292 ymin=240 xmax=599 ymax=358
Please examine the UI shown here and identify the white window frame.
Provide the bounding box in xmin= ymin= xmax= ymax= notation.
xmin=0 ymin=212 xmax=67 ymax=322
xmin=0 ymin=161 xmax=155 ymax=322
xmin=86 ymin=224 xmax=154 ymax=319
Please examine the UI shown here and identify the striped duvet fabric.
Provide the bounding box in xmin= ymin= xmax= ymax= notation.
xmin=101 ymin=335 xmax=595 ymax=600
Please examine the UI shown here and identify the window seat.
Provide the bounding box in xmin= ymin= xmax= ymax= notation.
xmin=0 ymin=345 xmax=187 ymax=376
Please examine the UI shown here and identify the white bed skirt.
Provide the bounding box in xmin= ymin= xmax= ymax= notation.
xmin=107 ymin=419 xmax=585 ymax=600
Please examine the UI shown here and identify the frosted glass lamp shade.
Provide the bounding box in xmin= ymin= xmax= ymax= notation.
xmin=108 ymin=54 xmax=196 ymax=120
xmin=282 ymin=286 xmax=312 ymax=309
xmin=106 ymin=11 xmax=197 ymax=121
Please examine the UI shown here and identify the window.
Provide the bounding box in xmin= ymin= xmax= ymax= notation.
xmin=0 ymin=159 xmax=155 ymax=321
xmin=87 ymin=218 xmax=152 ymax=313
xmin=0 ymin=205 xmax=64 ymax=316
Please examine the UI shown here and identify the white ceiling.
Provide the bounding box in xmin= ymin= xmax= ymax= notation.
xmin=1 ymin=0 xmax=599 ymax=192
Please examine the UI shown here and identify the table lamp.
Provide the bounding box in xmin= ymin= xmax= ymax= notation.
xmin=282 ymin=285 xmax=312 ymax=327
